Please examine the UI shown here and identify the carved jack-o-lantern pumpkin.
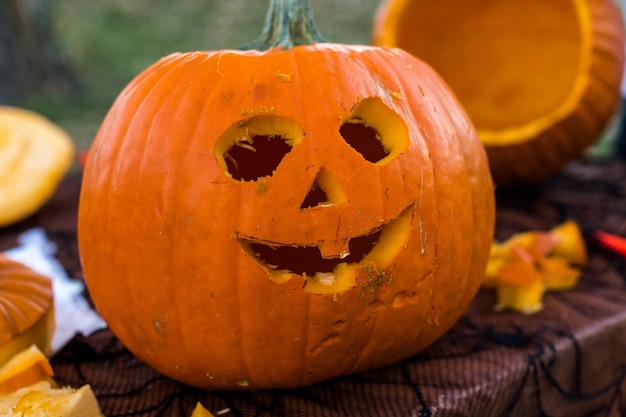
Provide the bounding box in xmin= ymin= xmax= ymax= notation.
xmin=77 ymin=0 xmax=495 ymax=390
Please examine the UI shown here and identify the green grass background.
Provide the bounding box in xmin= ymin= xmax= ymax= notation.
xmin=20 ymin=0 xmax=381 ymax=152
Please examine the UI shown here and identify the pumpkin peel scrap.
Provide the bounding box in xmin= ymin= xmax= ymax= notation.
xmin=494 ymin=249 xmax=544 ymax=315
xmin=0 ymin=344 xmax=54 ymax=394
xmin=484 ymin=220 xmax=587 ymax=314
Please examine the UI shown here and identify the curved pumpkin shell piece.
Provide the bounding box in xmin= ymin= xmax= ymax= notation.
xmin=0 ymin=106 xmax=75 ymax=226
xmin=0 ymin=255 xmax=55 ymax=366
xmin=78 ymin=44 xmax=495 ymax=390
xmin=0 ymin=344 xmax=54 ymax=393
xmin=372 ymin=0 xmax=626 ymax=185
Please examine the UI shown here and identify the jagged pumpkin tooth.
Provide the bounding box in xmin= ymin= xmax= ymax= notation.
xmin=549 ymin=220 xmax=588 ymax=266
xmin=495 ymin=262 xmax=544 ymax=314
xmin=0 ymin=344 xmax=54 ymax=393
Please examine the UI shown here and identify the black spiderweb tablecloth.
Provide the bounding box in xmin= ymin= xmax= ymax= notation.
xmin=1 ymin=159 xmax=625 ymax=417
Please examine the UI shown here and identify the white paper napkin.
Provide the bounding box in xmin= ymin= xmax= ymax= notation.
xmin=5 ymin=228 xmax=107 ymax=354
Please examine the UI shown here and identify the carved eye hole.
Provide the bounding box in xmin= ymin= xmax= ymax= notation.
xmin=340 ymin=97 xmax=410 ymax=165
xmin=339 ymin=122 xmax=388 ymax=163
xmin=224 ymin=134 xmax=291 ymax=181
xmin=216 ymin=116 xmax=304 ymax=181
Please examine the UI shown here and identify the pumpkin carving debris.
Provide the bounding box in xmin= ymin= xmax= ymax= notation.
xmin=0 ymin=345 xmax=105 ymax=416
xmin=484 ymin=221 xmax=587 ymax=314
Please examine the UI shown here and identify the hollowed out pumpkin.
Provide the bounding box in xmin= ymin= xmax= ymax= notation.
xmin=372 ymin=0 xmax=626 ymax=185
xmin=78 ymin=0 xmax=495 ymax=390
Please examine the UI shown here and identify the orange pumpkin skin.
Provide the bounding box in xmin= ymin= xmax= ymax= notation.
xmin=78 ymin=44 xmax=495 ymax=390
xmin=372 ymin=0 xmax=626 ymax=185
xmin=0 ymin=255 xmax=55 ymax=365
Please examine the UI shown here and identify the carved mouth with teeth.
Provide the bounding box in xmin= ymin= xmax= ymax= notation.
xmin=238 ymin=205 xmax=413 ymax=294
xmin=218 ymin=98 xmax=415 ymax=294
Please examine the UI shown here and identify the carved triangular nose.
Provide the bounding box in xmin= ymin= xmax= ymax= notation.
xmin=300 ymin=168 xmax=347 ymax=209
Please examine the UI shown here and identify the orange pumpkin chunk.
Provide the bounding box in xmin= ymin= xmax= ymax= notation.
xmin=494 ymin=245 xmax=544 ymax=314
xmin=0 ymin=344 xmax=53 ymax=394
xmin=550 ymin=220 xmax=588 ymax=265
xmin=191 ymin=402 xmax=216 ymax=417
xmin=484 ymin=220 xmax=587 ymax=313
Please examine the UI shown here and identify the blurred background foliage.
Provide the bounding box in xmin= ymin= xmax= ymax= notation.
xmin=6 ymin=0 xmax=625 ymax=158
xmin=16 ymin=0 xmax=381 ymax=151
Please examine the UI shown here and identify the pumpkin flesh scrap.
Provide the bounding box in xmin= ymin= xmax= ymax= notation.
xmin=484 ymin=221 xmax=587 ymax=314
xmin=190 ymin=402 xmax=216 ymax=417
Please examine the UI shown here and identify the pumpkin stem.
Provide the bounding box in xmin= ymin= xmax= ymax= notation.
xmin=241 ymin=0 xmax=326 ymax=50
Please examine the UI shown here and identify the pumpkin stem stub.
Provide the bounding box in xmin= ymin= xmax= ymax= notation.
xmin=242 ymin=0 xmax=326 ymax=51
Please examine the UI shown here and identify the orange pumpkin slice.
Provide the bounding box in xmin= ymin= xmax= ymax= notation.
xmin=483 ymin=242 xmax=509 ymax=289
xmin=0 ymin=255 xmax=55 ymax=367
xmin=372 ymin=0 xmax=625 ymax=184
xmin=0 ymin=344 xmax=54 ymax=394
xmin=0 ymin=106 xmax=75 ymax=227
xmin=494 ymin=245 xmax=545 ymax=314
